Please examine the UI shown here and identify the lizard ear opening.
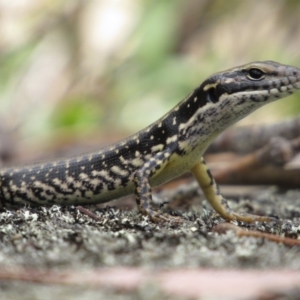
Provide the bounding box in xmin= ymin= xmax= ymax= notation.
xmin=206 ymin=88 xmax=219 ymax=104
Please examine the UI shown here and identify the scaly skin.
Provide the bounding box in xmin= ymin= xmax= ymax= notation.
xmin=1 ymin=61 xmax=300 ymax=223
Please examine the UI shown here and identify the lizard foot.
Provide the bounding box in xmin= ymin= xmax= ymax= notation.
xmin=140 ymin=207 xmax=183 ymax=225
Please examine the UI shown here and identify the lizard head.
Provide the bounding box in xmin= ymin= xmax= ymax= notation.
xmin=202 ymin=61 xmax=300 ymax=105
xmin=176 ymin=61 xmax=300 ymax=147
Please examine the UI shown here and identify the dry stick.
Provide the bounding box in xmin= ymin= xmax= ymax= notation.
xmin=213 ymin=136 xmax=300 ymax=187
xmin=214 ymin=136 xmax=292 ymax=179
xmin=291 ymin=136 xmax=300 ymax=152
xmin=77 ymin=206 xmax=103 ymax=222
xmin=212 ymin=223 xmax=300 ymax=246
xmin=208 ymin=116 xmax=300 ymax=154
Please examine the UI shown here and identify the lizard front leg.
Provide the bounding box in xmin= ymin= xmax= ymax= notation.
xmin=133 ymin=149 xmax=182 ymax=224
xmin=191 ymin=157 xmax=275 ymax=223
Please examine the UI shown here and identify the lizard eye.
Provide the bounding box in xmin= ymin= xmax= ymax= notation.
xmin=247 ymin=68 xmax=265 ymax=81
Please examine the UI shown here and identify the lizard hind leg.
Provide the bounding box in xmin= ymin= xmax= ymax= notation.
xmin=133 ymin=149 xmax=183 ymax=224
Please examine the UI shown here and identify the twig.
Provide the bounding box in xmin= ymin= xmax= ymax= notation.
xmin=77 ymin=206 xmax=103 ymax=222
xmin=212 ymin=223 xmax=300 ymax=246
xmin=208 ymin=116 xmax=300 ymax=154
xmin=212 ymin=136 xmax=300 ymax=187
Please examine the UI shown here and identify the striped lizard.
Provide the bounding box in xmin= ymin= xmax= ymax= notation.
xmin=1 ymin=61 xmax=300 ymax=223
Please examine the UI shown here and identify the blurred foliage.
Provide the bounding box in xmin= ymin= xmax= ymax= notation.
xmin=0 ymin=0 xmax=300 ymax=147
xmin=53 ymin=96 xmax=102 ymax=132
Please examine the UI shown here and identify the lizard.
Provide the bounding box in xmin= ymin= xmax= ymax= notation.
xmin=0 ymin=61 xmax=299 ymax=223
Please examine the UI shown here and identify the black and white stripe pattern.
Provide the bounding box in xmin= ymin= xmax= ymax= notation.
xmin=1 ymin=61 xmax=300 ymax=223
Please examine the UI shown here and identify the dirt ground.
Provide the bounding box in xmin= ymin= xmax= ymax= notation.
xmin=0 ymin=183 xmax=300 ymax=299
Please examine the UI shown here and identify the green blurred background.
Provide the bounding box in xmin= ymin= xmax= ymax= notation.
xmin=1 ymin=0 xmax=300 ymax=155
